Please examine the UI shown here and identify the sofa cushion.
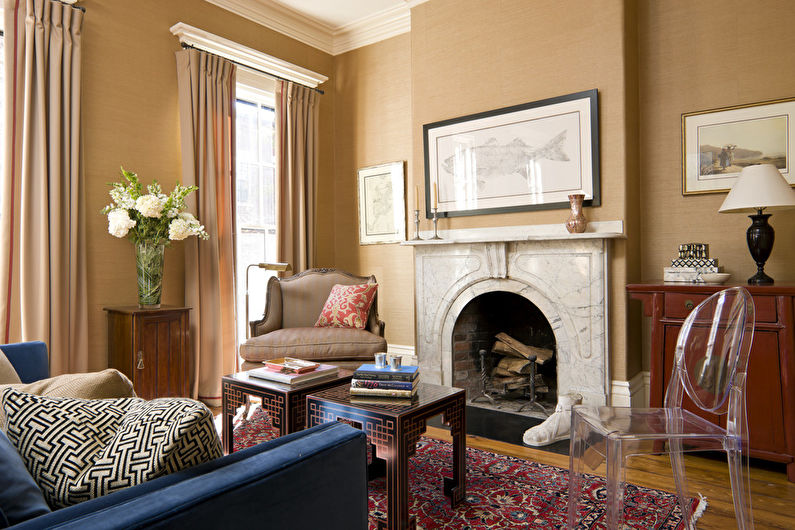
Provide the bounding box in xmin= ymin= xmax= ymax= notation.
xmin=0 ymin=429 xmax=51 ymax=526
xmin=0 ymin=368 xmax=136 ymax=430
xmin=1 ymin=390 xmax=222 ymax=509
xmin=239 ymin=327 xmax=386 ymax=362
xmin=0 ymin=349 xmax=22 ymax=384
xmin=315 ymin=283 xmax=378 ymax=330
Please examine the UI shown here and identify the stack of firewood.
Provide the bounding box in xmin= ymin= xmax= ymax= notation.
xmin=490 ymin=332 xmax=553 ymax=393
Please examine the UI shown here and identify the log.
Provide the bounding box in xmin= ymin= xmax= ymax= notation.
xmin=493 ymin=366 xmax=513 ymax=377
xmin=496 ymin=357 xmax=533 ymax=374
xmin=494 ymin=332 xmax=554 ymax=364
xmin=491 ymin=341 xmax=525 ymax=359
xmin=491 ymin=375 xmax=532 ymax=385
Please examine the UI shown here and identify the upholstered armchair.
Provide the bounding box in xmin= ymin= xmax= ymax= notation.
xmin=239 ymin=268 xmax=387 ymax=370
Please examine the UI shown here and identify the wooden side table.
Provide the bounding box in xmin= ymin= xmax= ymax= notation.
xmin=627 ymin=282 xmax=795 ymax=481
xmin=104 ymin=306 xmax=191 ymax=400
xmin=221 ymin=369 xmax=353 ymax=454
xmin=307 ymin=383 xmax=466 ymax=530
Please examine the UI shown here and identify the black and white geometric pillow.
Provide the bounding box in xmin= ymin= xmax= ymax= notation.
xmin=1 ymin=389 xmax=222 ymax=508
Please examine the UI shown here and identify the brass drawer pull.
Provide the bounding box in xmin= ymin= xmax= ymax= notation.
xmin=684 ymin=300 xmax=695 ymax=311
xmin=137 ymin=351 xmax=145 ymax=370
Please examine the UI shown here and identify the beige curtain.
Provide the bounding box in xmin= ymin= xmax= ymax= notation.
xmin=0 ymin=0 xmax=87 ymax=374
xmin=175 ymin=49 xmax=236 ymax=407
xmin=275 ymin=81 xmax=319 ymax=273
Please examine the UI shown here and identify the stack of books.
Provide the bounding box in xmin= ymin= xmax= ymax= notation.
xmin=350 ymin=363 xmax=419 ymax=405
xmin=663 ymin=242 xmax=721 ymax=282
xmin=248 ymin=359 xmax=339 ymax=388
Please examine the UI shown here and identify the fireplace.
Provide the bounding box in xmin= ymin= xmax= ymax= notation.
xmin=451 ymin=291 xmax=557 ymax=415
xmin=405 ymin=222 xmax=622 ymax=411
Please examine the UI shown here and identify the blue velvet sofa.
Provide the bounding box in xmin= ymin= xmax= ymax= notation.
xmin=2 ymin=342 xmax=368 ymax=529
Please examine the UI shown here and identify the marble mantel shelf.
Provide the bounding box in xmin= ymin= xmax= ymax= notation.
xmin=401 ymin=220 xmax=625 ymax=246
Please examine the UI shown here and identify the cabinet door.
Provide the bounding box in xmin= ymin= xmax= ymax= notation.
xmin=662 ymin=325 xmax=785 ymax=455
xmin=136 ymin=312 xmax=189 ymax=399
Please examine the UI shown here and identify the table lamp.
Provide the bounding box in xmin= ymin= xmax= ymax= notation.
xmin=245 ymin=262 xmax=291 ymax=338
xmin=718 ymin=164 xmax=795 ymax=285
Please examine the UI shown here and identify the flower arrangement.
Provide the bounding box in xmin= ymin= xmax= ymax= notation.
xmin=102 ymin=168 xmax=208 ymax=308
xmin=102 ymin=167 xmax=208 ymax=244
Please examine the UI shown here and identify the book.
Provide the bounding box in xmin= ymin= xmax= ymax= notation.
xmin=349 ymin=386 xmax=417 ymax=398
xmin=248 ymin=363 xmax=338 ymax=385
xmin=353 ymin=363 xmax=419 ymax=382
xmin=350 ymin=378 xmax=417 ymax=391
xmin=350 ymin=395 xmax=415 ymax=407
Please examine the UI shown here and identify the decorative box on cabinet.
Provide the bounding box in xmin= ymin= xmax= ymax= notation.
xmin=627 ymin=283 xmax=795 ymax=481
xmin=104 ymin=306 xmax=191 ymax=400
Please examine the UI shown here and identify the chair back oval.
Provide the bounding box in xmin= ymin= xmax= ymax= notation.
xmin=664 ymin=286 xmax=755 ymax=415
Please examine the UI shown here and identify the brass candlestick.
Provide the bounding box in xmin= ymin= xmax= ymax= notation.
xmin=411 ymin=209 xmax=422 ymax=240
xmin=430 ymin=208 xmax=442 ymax=240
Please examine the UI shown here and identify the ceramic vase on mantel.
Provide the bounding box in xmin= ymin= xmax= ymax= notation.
xmin=136 ymin=241 xmax=165 ymax=308
xmin=565 ymin=193 xmax=587 ymax=233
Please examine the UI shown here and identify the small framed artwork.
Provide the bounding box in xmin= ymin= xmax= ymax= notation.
xmin=357 ymin=161 xmax=406 ymax=245
xmin=422 ymin=89 xmax=600 ymax=218
xmin=682 ymin=96 xmax=795 ymax=195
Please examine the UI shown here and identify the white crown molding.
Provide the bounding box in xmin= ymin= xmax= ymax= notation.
xmin=169 ymin=22 xmax=328 ymax=88
xmin=205 ymin=0 xmax=334 ymax=53
xmin=205 ymin=0 xmax=429 ymax=56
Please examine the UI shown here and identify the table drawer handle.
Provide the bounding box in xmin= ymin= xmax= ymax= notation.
xmin=684 ymin=300 xmax=695 ymax=311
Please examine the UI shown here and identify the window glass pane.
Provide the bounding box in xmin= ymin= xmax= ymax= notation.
xmin=234 ymin=93 xmax=276 ymax=346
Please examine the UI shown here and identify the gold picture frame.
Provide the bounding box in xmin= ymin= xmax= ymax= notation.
xmin=682 ymin=96 xmax=795 ymax=195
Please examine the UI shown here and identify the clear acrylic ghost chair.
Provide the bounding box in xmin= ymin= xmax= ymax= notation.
xmin=567 ymin=286 xmax=755 ymax=529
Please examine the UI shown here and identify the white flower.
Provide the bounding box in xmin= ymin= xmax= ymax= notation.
xmin=107 ymin=209 xmax=136 ymax=238
xmin=168 ymin=218 xmax=192 ymax=240
xmin=166 ymin=208 xmax=179 ymax=218
xmin=135 ymin=194 xmax=165 ymax=218
xmin=109 ymin=187 xmax=135 ymax=209
xmin=178 ymin=212 xmax=197 ymax=222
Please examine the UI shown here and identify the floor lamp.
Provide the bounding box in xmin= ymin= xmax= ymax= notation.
xmin=719 ymin=164 xmax=795 ymax=285
xmin=245 ymin=262 xmax=291 ymax=339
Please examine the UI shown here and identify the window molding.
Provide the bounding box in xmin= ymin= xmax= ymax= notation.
xmin=169 ymin=22 xmax=327 ymax=88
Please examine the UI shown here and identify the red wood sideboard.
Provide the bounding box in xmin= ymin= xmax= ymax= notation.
xmin=626 ymin=283 xmax=795 ymax=482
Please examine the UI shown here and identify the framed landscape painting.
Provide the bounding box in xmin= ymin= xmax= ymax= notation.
xmin=682 ymin=97 xmax=795 ymax=195
xmin=357 ymin=161 xmax=406 ymax=245
xmin=422 ymin=89 xmax=600 ymax=218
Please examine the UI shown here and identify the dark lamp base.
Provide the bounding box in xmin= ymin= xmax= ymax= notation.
xmin=747 ymin=270 xmax=774 ymax=285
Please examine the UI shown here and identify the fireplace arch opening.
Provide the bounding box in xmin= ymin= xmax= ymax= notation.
xmin=451 ymin=290 xmax=557 ymax=416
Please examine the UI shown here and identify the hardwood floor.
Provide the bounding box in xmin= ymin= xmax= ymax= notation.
xmin=424 ymin=426 xmax=795 ymax=529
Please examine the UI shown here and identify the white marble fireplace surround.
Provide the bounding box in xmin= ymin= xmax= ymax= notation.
xmin=403 ymin=221 xmax=624 ymax=406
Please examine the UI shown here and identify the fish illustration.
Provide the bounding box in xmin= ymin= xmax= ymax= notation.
xmin=441 ymin=131 xmax=569 ymax=186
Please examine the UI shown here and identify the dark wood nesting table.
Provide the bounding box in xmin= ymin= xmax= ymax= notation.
xmin=221 ymin=369 xmax=353 ymax=454
xmin=306 ymin=382 xmax=466 ymax=530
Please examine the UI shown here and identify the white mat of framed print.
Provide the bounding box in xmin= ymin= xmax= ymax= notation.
xmin=682 ymin=97 xmax=794 ymax=195
xmin=422 ymin=89 xmax=600 ymax=218
xmin=357 ymin=161 xmax=406 ymax=245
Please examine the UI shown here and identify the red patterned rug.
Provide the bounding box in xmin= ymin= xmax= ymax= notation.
xmin=224 ymin=407 xmax=705 ymax=529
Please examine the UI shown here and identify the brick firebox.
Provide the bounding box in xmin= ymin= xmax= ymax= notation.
xmin=451 ymin=291 xmax=556 ymax=402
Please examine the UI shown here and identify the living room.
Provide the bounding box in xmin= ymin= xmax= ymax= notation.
xmin=1 ymin=0 xmax=794 ymax=528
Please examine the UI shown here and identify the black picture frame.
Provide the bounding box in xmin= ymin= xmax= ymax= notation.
xmin=422 ymin=89 xmax=600 ymax=218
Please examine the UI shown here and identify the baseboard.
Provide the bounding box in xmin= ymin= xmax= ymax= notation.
xmin=387 ymin=344 xmax=417 ymax=364
xmin=610 ymin=371 xmax=649 ymax=407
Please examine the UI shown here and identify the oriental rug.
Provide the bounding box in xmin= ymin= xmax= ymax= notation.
xmin=225 ymin=406 xmax=706 ymax=529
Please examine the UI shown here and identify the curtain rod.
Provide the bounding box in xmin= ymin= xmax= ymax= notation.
xmin=180 ymin=43 xmax=324 ymax=95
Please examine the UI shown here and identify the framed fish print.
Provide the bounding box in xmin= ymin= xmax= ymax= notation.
xmin=682 ymin=96 xmax=795 ymax=195
xmin=357 ymin=161 xmax=406 ymax=245
xmin=422 ymin=89 xmax=600 ymax=218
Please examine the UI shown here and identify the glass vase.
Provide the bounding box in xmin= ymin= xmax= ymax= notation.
xmin=136 ymin=241 xmax=165 ymax=308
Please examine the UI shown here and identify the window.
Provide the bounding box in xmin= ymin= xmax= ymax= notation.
xmin=235 ymin=71 xmax=277 ymax=344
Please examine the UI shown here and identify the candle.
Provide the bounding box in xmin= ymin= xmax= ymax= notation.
xmin=415 ymin=185 xmax=419 ymax=210
xmin=432 ymin=182 xmax=438 ymax=209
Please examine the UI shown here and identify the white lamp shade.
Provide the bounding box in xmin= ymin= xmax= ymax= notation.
xmin=719 ymin=164 xmax=795 ymax=213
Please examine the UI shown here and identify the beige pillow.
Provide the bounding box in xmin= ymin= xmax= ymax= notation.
xmin=0 ymin=348 xmax=22 ymax=385
xmin=0 ymin=369 xmax=136 ymax=430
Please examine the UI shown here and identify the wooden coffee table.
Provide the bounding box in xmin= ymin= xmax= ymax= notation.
xmin=221 ymin=369 xmax=353 ymax=454
xmin=306 ymin=382 xmax=466 ymax=530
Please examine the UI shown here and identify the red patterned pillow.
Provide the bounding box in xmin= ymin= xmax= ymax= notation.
xmin=315 ymin=283 xmax=378 ymax=329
